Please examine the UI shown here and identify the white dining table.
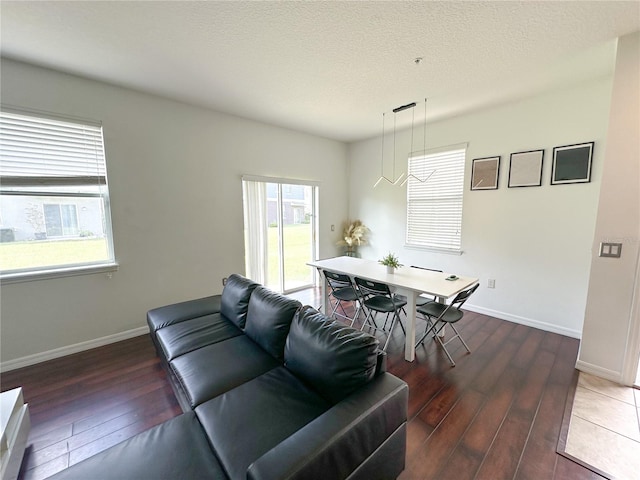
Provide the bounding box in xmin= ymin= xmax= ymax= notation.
xmin=307 ymin=256 xmax=479 ymax=362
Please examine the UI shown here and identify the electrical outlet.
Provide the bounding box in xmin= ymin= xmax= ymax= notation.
xmin=487 ymin=279 xmax=495 ymax=289
xmin=222 ymin=277 xmax=228 ymax=286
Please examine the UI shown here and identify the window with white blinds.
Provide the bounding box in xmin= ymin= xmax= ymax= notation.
xmin=0 ymin=109 xmax=116 ymax=278
xmin=406 ymin=146 xmax=466 ymax=251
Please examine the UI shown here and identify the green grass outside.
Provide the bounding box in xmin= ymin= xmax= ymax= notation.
xmin=1 ymin=226 xmax=313 ymax=286
xmin=0 ymin=238 xmax=109 ymax=271
xmin=267 ymin=223 xmax=314 ymax=290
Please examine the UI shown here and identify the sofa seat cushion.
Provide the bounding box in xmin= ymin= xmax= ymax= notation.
xmin=156 ymin=313 xmax=242 ymax=361
xmin=244 ymin=286 xmax=302 ymax=361
xmin=195 ymin=366 xmax=330 ymax=480
xmin=284 ymin=306 xmax=379 ymax=404
xmin=246 ymin=373 xmax=408 ymax=480
xmin=171 ymin=335 xmax=279 ymax=408
xmin=147 ymin=295 xmax=222 ymax=334
xmin=48 ymin=412 xmax=227 ymax=480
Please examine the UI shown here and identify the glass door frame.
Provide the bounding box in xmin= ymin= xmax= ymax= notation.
xmin=242 ymin=175 xmax=319 ymax=294
xmin=273 ymin=182 xmax=318 ymax=294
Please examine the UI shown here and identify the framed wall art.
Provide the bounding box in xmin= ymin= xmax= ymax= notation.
xmin=551 ymin=142 xmax=594 ymax=185
xmin=471 ymin=156 xmax=500 ymax=190
xmin=508 ymin=149 xmax=544 ymax=188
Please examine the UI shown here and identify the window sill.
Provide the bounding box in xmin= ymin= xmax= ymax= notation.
xmin=405 ymin=244 xmax=464 ymax=256
xmin=1 ymin=262 xmax=119 ymax=284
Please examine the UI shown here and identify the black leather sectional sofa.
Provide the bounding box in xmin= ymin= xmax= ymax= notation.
xmin=51 ymin=274 xmax=408 ymax=479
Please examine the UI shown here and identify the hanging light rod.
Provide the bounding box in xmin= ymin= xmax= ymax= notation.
xmin=401 ymin=98 xmax=434 ymax=186
xmin=373 ymin=111 xmax=405 ymax=188
xmin=392 ymin=102 xmax=416 ymax=113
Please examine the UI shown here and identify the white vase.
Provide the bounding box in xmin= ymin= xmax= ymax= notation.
xmin=386 ymin=265 xmax=395 ymax=274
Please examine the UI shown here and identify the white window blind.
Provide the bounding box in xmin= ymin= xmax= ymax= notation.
xmin=0 ymin=111 xmax=106 ymax=185
xmin=0 ymin=109 xmax=116 ymax=279
xmin=406 ymin=146 xmax=466 ymax=251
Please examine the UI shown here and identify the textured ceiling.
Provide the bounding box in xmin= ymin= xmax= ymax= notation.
xmin=1 ymin=1 xmax=639 ymax=142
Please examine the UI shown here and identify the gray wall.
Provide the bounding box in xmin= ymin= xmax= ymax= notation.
xmin=0 ymin=58 xmax=348 ymax=365
xmin=3 ymin=32 xmax=639 ymax=383
xmin=347 ymin=77 xmax=613 ymax=338
xmin=579 ymin=32 xmax=640 ymax=384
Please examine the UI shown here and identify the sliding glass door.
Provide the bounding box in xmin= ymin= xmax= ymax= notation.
xmin=243 ymin=177 xmax=317 ymax=293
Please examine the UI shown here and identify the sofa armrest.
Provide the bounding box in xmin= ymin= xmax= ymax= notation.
xmin=147 ymin=295 xmax=222 ymax=333
xmin=247 ymin=373 xmax=408 ymax=480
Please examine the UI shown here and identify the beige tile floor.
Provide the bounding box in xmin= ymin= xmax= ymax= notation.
xmin=565 ymin=372 xmax=640 ymax=479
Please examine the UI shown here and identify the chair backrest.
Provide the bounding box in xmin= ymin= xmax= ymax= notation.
xmin=450 ymin=283 xmax=479 ymax=310
xmin=323 ymin=270 xmax=353 ymax=291
xmin=410 ymin=265 xmax=443 ymax=273
xmin=354 ymin=277 xmax=392 ymax=298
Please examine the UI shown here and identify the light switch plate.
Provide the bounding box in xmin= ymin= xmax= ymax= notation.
xmin=599 ymin=242 xmax=622 ymax=258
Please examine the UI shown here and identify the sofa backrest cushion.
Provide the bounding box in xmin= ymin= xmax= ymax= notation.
xmin=244 ymin=287 xmax=302 ymax=361
xmin=220 ymin=274 xmax=260 ymax=329
xmin=284 ymin=306 xmax=379 ymax=404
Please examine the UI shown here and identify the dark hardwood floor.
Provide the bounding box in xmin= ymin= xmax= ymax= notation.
xmin=1 ymin=288 xmax=603 ymax=480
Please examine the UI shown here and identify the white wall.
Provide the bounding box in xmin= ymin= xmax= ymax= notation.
xmin=348 ymin=77 xmax=613 ymax=338
xmin=0 ymin=59 xmax=348 ymax=366
xmin=579 ymin=32 xmax=640 ymax=383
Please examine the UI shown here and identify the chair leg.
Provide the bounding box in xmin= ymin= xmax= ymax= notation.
xmin=359 ymin=307 xmax=370 ymax=330
xmin=398 ymin=316 xmax=406 ymax=335
xmin=449 ymin=324 xmax=471 ymax=353
xmin=414 ymin=316 xmax=469 ymax=367
xmin=330 ymin=298 xmax=340 ymax=318
xmin=433 ymin=332 xmax=456 ymax=366
xmin=433 ymin=322 xmax=467 ymax=366
xmin=382 ymin=311 xmax=401 ymax=352
xmin=354 ymin=300 xmax=364 ymax=321
xmin=360 ymin=309 xmax=378 ymax=331
xmin=415 ymin=317 xmax=437 ymax=346
xmin=349 ymin=301 xmax=362 ymax=327
xmin=329 ymin=297 xmax=362 ymax=327
xmin=383 ymin=312 xmax=392 ymax=330
xmin=337 ymin=301 xmax=351 ymax=320
xmin=386 ymin=311 xmax=406 ymax=334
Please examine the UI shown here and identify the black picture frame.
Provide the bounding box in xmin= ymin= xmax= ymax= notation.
xmin=508 ymin=149 xmax=544 ymax=188
xmin=471 ymin=156 xmax=500 ymax=190
xmin=551 ymin=142 xmax=594 ymax=185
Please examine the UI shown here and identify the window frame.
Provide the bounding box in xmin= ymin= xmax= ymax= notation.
xmin=405 ymin=144 xmax=467 ymax=254
xmin=0 ymin=107 xmax=118 ymax=283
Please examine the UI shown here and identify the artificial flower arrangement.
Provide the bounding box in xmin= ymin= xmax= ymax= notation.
xmin=336 ymin=220 xmax=369 ymax=251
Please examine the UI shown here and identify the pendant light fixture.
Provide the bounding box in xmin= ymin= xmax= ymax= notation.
xmin=374 ymin=98 xmax=434 ymax=188
xmin=401 ymin=98 xmax=436 ymax=186
xmin=373 ymin=102 xmax=415 ymax=188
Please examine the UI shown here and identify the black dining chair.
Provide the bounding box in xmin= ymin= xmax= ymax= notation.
xmin=415 ymin=283 xmax=479 ymax=366
xmin=410 ymin=266 xmax=443 ymax=306
xmin=395 ymin=266 xmax=443 ymax=321
xmin=354 ymin=277 xmax=407 ymax=352
xmin=322 ymin=270 xmax=362 ymax=326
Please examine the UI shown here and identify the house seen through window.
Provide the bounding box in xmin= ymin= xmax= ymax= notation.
xmin=0 ymin=109 xmax=116 ymax=277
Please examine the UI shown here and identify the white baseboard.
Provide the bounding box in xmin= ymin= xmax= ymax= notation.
xmin=575 ymin=360 xmax=622 ymax=383
xmin=0 ymin=306 xmax=582 ymax=372
xmin=464 ymin=303 xmax=582 ymax=339
xmin=0 ymin=326 xmax=150 ymax=373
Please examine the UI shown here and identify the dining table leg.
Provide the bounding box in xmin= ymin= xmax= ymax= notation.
xmin=436 ymin=295 xmax=447 ymax=337
xmin=397 ymin=288 xmax=417 ymax=361
xmin=321 ymin=273 xmax=330 ymax=315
